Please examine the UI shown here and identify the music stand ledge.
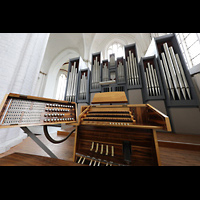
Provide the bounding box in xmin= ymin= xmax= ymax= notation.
xmin=91 ymin=91 xmax=128 ymax=104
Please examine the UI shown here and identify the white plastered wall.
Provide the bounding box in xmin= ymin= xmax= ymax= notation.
xmin=42 ymin=48 xmax=80 ymax=99
xmin=0 ymin=33 xmax=49 ymax=153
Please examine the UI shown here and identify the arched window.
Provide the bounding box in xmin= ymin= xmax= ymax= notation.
xmin=55 ymin=73 xmax=67 ymax=100
xmin=176 ymin=33 xmax=200 ymax=69
xmin=107 ymin=42 xmax=124 ymax=58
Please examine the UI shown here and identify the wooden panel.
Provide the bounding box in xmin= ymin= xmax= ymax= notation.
xmin=133 ymin=106 xmax=147 ymax=124
xmin=89 ymin=106 xmax=130 ymax=112
xmin=91 ymin=92 xmax=128 ymax=104
xmin=77 ymin=125 xmax=153 ymax=146
xmin=75 ymin=125 xmax=159 ymax=166
xmin=8 ymin=93 xmax=74 ymax=104
xmin=158 ymin=140 xmax=200 ymax=151
xmin=152 ymin=129 xmax=161 ymax=166
xmin=146 ymin=104 xmax=172 ymax=132
xmin=74 ymin=98 xmax=171 ymax=166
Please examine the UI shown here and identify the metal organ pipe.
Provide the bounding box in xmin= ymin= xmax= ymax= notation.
xmin=175 ymin=53 xmax=191 ymax=99
xmin=150 ymin=64 xmax=158 ymax=96
xmin=92 ymin=56 xmax=100 ymax=89
xmin=161 ymin=52 xmax=176 ymax=100
xmin=134 ymin=57 xmax=139 ymax=85
xmin=169 ymin=46 xmax=187 ymax=100
xmin=160 ymin=59 xmax=170 ymax=97
xmin=126 ymin=50 xmax=139 ymax=86
xmin=117 ymin=61 xmax=125 ymax=82
xmin=153 ymin=67 xmax=160 ymax=95
xmin=163 ymin=43 xmax=181 ymax=100
xmin=144 ymin=62 xmax=161 ymax=97
xmin=159 ymin=42 xmax=192 ymax=100
xmin=66 ymin=62 xmax=78 ymax=102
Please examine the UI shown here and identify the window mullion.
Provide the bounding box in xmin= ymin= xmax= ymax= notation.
xmin=179 ymin=33 xmax=193 ymax=69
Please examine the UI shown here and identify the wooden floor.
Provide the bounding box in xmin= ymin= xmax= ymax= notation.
xmin=1 ymin=129 xmax=200 ymax=166
xmin=0 ymin=132 xmax=75 ymax=161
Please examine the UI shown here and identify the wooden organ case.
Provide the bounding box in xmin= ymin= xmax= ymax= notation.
xmin=74 ymin=92 xmax=171 ymax=166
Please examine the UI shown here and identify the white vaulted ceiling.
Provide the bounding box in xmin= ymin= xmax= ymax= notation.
xmin=41 ymin=33 xmax=85 ymax=73
xmin=41 ymin=33 xmax=154 ymax=74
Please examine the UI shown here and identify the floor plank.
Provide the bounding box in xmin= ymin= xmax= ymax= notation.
xmin=159 ymin=147 xmax=200 ymax=166
xmin=0 ymin=152 xmax=82 ymax=166
xmin=0 ymin=132 xmax=75 ymax=161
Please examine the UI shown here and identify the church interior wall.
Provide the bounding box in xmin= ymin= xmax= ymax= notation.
xmin=1 ymin=33 xmax=200 ymax=154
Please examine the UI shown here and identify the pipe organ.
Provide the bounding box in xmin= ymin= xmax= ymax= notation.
xmin=63 ymin=33 xmax=198 ymax=109
xmin=74 ymin=92 xmax=171 ymax=166
xmin=153 ymin=34 xmax=199 ymax=107
xmin=29 ymin=34 xmax=199 ymax=138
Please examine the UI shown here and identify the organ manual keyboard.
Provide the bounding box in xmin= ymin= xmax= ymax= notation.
xmin=74 ymin=92 xmax=171 ymax=166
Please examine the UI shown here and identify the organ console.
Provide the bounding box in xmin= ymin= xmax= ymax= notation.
xmin=0 ymin=93 xmax=78 ymax=158
xmin=0 ymin=92 xmax=171 ymax=166
xmin=74 ymin=92 xmax=171 ymax=166
xmin=0 ymin=93 xmax=77 ymax=128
